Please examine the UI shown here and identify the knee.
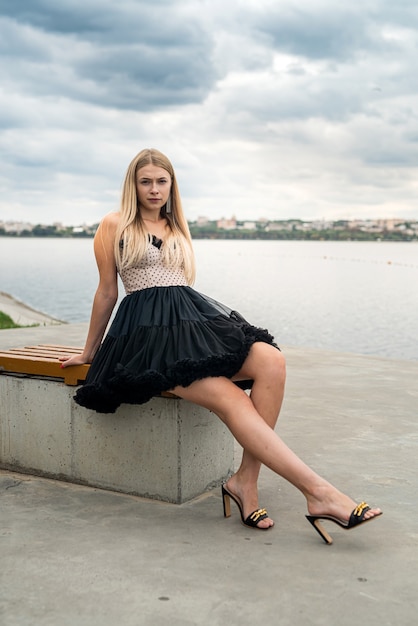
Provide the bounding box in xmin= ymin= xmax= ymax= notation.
xmin=270 ymin=348 xmax=286 ymax=383
xmin=252 ymin=343 xmax=286 ymax=384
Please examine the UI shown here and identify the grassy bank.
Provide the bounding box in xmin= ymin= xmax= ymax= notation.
xmin=0 ymin=311 xmax=23 ymax=329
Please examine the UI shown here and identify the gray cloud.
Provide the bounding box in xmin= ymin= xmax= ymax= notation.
xmin=256 ymin=8 xmax=373 ymax=61
xmin=1 ymin=0 xmax=418 ymax=224
xmin=0 ymin=0 xmax=216 ymax=111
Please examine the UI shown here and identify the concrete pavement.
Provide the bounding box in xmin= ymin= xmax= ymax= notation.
xmin=1 ymin=322 xmax=417 ymax=626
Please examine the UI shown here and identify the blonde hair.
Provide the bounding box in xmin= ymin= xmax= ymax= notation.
xmin=114 ymin=148 xmax=195 ymax=284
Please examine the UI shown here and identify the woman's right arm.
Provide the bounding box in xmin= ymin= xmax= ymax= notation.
xmin=60 ymin=213 xmax=119 ymax=368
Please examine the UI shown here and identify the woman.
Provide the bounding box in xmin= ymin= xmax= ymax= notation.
xmin=61 ymin=148 xmax=382 ymax=542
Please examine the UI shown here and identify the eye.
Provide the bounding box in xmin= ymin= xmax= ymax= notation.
xmin=159 ymin=178 xmax=168 ymax=184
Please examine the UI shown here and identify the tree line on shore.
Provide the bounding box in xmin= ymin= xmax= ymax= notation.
xmin=1 ymin=221 xmax=417 ymax=241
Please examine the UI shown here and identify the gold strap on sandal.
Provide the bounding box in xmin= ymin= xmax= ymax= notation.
xmin=352 ymin=502 xmax=369 ymax=518
xmin=248 ymin=508 xmax=268 ymax=523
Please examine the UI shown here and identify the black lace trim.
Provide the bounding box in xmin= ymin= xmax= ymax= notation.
xmin=151 ymin=235 xmax=163 ymax=249
xmin=73 ymin=325 xmax=278 ymax=414
xmin=119 ymin=235 xmax=162 ymax=250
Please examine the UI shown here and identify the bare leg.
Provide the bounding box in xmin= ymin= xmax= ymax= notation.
xmin=226 ymin=343 xmax=286 ymax=528
xmin=171 ymin=376 xmax=381 ymax=523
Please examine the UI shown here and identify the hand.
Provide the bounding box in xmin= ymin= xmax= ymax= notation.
xmin=59 ymin=353 xmax=90 ymax=369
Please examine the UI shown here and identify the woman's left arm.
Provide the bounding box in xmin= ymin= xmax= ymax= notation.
xmin=60 ymin=213 xmax=119 ymax=367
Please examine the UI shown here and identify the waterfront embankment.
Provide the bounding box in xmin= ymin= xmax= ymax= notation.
xmin=1 ymin=319 xmax=417 ymax=625
xmin=0 ymin=291 xmax=65 ymax=327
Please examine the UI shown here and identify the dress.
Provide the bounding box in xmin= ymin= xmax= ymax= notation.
xmin=74 ymin=236 xmax=279 ymax=413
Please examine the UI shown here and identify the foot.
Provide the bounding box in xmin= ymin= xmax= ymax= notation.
xmin=306 ymin=482 xmax=382 ymax=523
xmin=225 ymin=476 xmax=274 ymax=529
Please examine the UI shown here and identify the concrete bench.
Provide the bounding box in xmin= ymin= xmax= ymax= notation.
xmin=0 ymin=344 xmax=234 ymax=503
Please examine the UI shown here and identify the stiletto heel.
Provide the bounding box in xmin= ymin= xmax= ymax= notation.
xmin=306 ymin=502 xmax=383 ymax=545
xmin=221 ymin=484 xmax=272 ymax=530
xmin=306 ymin=516 xmax=334 ymax=544
xmin=222 ymin=485 xmax=231 ymax=518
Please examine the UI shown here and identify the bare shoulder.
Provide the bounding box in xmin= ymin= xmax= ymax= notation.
xmin=100 ymin=211 xmax=120 ymax=231
xmin=104 ymin=211 xmax=120 ymax=225
xmin=95 ymin=212 xmax=119 ymax=240
xmin=93 ymin=213 xmax=120 ymax=265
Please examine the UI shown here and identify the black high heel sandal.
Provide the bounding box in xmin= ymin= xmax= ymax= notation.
xmin=221 ymin=484 xmax=272 ymax=530
xmin=306 ymin=502 xmax=383 ymax=544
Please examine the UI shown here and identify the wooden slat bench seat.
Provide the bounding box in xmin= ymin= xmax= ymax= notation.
xmin=0 ymin=344 xmax=89 ymax=385
xmin=0 ymin=343 xmax=177 ymax=396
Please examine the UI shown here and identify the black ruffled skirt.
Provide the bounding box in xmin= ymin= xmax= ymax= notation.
xmin=74 ymin=286 xmax=278 ymax=413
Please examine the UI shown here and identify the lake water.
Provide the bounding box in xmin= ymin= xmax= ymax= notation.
xmin=1 ymin=237 xmax=417 ymax=360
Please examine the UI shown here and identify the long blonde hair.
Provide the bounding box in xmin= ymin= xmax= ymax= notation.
xmin=114 ymin=148 xmax=195 ymax=284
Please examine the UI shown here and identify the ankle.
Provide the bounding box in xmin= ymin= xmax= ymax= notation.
xmin=304 ymin=479 xmax=335 ymax=507
xmin=227 ymin=471 xmax=258 ymax=492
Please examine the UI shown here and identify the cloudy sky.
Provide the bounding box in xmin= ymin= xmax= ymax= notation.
xmin=1 ymin=0 xmax=418 ymax=226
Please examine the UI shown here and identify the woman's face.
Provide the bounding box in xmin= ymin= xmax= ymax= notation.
xmin=136 ymin=164 xmax=172 ymax=216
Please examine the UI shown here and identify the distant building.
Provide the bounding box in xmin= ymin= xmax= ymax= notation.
xmin=310 ymin=220 xmax=332 ymax=231
xmin=0 ymin=221 xmax=33 ymax=233
xmin=377 ymin=218 xmax=405 ymax=231
xmin=217 ymin=216 xmax=237 ymax=230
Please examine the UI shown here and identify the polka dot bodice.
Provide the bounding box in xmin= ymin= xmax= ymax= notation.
xmin=119 ymin=238 xmax=188 ymax=294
